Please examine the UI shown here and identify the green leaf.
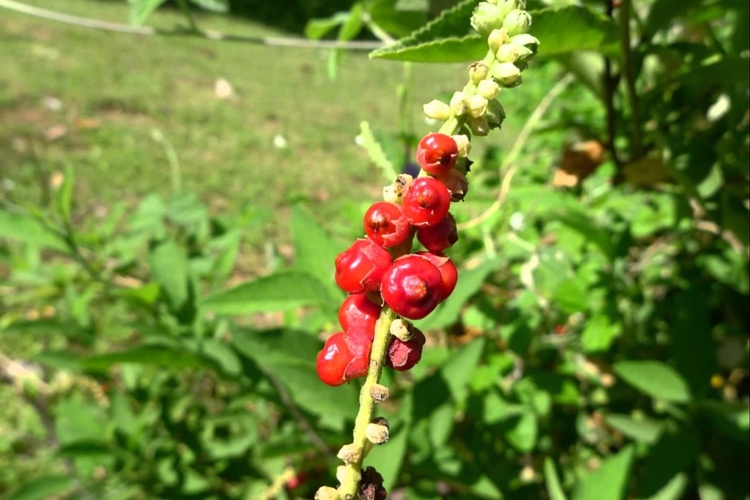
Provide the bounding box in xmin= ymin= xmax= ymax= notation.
xmin=359 ymin=121 xmax=398 ymax=181
xmin=581 ymin=314 xmax=621 ymax=353
xmin=417 ymin=258 xmax=501 ymax=330
xmin=305 ymin=12 xmax=349 ymax=39
xmin=201 ymin=271 xmax=331 ymax=315
xmin=640 ymin=473 xmax=688 ymax=500
xmin=2 ymin=319 xmax=90 ymax=341
xmin=532 ymin=6 xmax=620 ymax=57
xmin=505 ymin=410 xmax=538 ymax=452
xmin=613 ymin=361 xmax=692 ymax=404
xmin=573 ymin=446 xmax=634 ymax=500
xmin=604 ymin=414 xmax=663 ymax=444
xmin=58 ymin=439 xmax=112 ymax=457
xmin=5 ymin=475 xmax=73 ymax=500
xmin=0 ymin=211 xmax=67 ymax=251
xmin=642 ymin=0 xmax=703 ymax=41
xmin=441 ymin=338 xmax=485 ymax=401
xmin=290 ymin=206 xmax=341 ymax=302
xmin=368 ymin=0 xmax=427 ymax=38
xmin=81 ymin=345 xmax=214 ymax=371
xmin=339 ymin=3 xmax=364 ymax=41
xmin=369 ymin=0 xmax=486 ymax=62
xmin=554 ymin=209 xmax=616 ymax=261
xmin=56 ymin=166 xmax=74 ymax=224
xmin=148 ymin=240 xmax=190 ymax=311
xmin=669 ymin=291 xmax=715 ymax=398
xmin=545 ymin=458 xmax=569 ymax=500
xmin=638 ymin=429 xmax=699 ymax=498
xmin=128 ymin=0 xmax=169 ymax=25
xmin=188 ymin=0 xmax=228 ymax=13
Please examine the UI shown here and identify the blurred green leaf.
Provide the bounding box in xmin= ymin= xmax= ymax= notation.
xmin=81 ymin=345 xmax=214 ymax=371
xmin=368 ymin=0 xmax=427 ymax=38
xmin=0 ymin=211 xmax=67 ymax=251
xmin=339 ymin=3 xmax=364 ymax=41
xmin=148 ymin=240 xmax=190 ymax=311
xmin=643 ymin=0 xmax=703 ymax=41
xmin=545 ymin=458 xmax=569 ymax=500
xmin=554 ymin=209 xmax=616 ymax=261
xmin=58 ymin=439 xmax=111 ymax=458
xmin=573 ymin=446 xmax=634 ymax=500
xmin=305 ymin=12 xmax=349 ymax=39
xmin=604 ymin=414 xmax=663 ymax=444
xmin=640 ymin=473 xmax=689 ymax=500
xmin=638 ymin=429 xmax=699 ymax=498
xmin=532 ymin=6 xmax=620 ymax=57
xmin=201 ymin=271 xmax=331 ymax=315
xmin=5 ymin=475 xmax=73 ymax=500
xmin=613 ymin=360 xmax=692 ymax=403
xmin=369 ymin=0 xmax=485 ymax=62
xmin=504 ymin=410 xmax=538 ymax=452
xmin=359 ymin=121 xmax=398 ymax=181
xmin=56 ymin=166 xmax=74 ymax=224
xmin=670 ymin=291 xmax=715 ymax=398
xmin=290 ymin=206 xmax=341 ymax=302
xmin=367 ymin=421 xmax=411 ymax=492
xmin=441 ymin=338 xmax=485 ymax=401
xmin=581 ymin=313 xmax=621 ymax=353
xmin=128 ymin=0 xmax=169 ymax=25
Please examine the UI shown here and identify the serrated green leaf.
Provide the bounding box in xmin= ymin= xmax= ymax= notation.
xmin=201 ymin=271 xmax=331 ymax=315
xmin=604 ymin=414 xmax=663 ymax=444
xmin=573 ymin=446 xmax=634 ymax=500
xmin=532 ymin=6 xmax=620 ymax=57
xmin=545 ymin=458 xmax=569 ymax=500
xmin=359 ymin=121 xmax=398 ymax=181
xmin=369 ymin=0 xmax=484 ymax=62
xmin=0 ymin=211 xmax=67 ymax=251
xmin=5 ymin=475 xmax=73 ymax=500
xmin=613 ymin=361 xmax=692 ymax=404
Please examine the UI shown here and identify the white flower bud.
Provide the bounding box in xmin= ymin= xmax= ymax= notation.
xmin=452 ymin=134 xmax=471 ymax=157
xmin=496 ymin=0 xmax=526 ymax=18
xmin=390 ymin=318 xmax=413 ymax=341
xmin=509 ymin=33 xmax=540 ymax=54
xmin=365 ymin=418 xmax=390 ymax=445
xmin=470 ymin=2 xmax=504 ymax=36
xmin=449 ymin=91 xmax=469 ymax=116
xmin=423 ymin=99 xmax=451 ymax=121
xmin=468 ymin=61 xmax=490 ymax=83
xmin=495 ymin=43 xmax=532 ymax=64
xmin=477 ymin=79 xmax=500 ymax=100
xmin=468 ymin=94 xmax=488 ymax=118
xmin=315 ymin=487 xmax=339 ymax=500
xmin=502 ymin=9 xmax=532 ymax=36
xmin=488 ymin=28 xmax=510 ymax=53
xmin=492 ymin=62 xmax=522 ymax=88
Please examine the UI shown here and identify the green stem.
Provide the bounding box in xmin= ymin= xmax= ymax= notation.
xmin=619 ymin=0 xmax=642 ymax=158
xmin=176 ymin=0 xmax=199 ymax=33
xmin=338 ymin=307 xmax=396 ymax=497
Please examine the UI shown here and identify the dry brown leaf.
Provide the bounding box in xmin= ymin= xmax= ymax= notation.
xmin=553 ymin=140 xmax=605 ymax=187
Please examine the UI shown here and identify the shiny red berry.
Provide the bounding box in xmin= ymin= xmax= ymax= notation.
xmin=417 ymin=213 xmax=458 ymax=253
xmin=381 ymin=255 xmax=444 ymax=320
xmin=401 ymin=177 xmax=451 ymax=227
xmin=363 ymin=202 xmax=412 ymax=248
xmin=387 ymin=328 xmax=426 ymax=371
xmin=435 ymin=169 xmax=469 ymax=202
xmin=338 ymin=293 xmax=382 ymax=339
xmin=316 ymin=332 xmax=354 ymax=386
xmin=414 ymin=252 xmax=458 ymax=301
xmin=343 ymin=333 xmax=372 ymax=380
xmin=417 ymin=133 xmax=459 ymax=176
xmin=334 ymin=239 xmax=392 ymax=293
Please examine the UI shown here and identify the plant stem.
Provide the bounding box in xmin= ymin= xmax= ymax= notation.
xmin=619 ymin=0 xmax=643 ymax=158
xmin=604 ymin=0 xmax=622 ymax=180
xmin=176 ymin=0 xmax=199 ymax=33
xmin=338 ymin=307 xmax=396 ymax=497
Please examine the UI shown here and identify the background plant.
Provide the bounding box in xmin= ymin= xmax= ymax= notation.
xmin=0 ymin=0 xmax=747 ymax=499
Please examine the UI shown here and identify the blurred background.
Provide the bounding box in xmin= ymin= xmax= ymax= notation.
xmin=0 ymin=0 xmax=748 ymax=499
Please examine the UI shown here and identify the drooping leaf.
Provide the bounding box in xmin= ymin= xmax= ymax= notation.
xmin=339 ymin=3 xmax=364 ymax=41
xmin=305 ymin=12 xmax=349 ymax=39
xmin=504 ymin=410 xmax=538 ymax=452
xmin=545 ymin=457 xmax=569 ymax=500
xmin=5 ymin=475 xmax=73 ymax=500
xmin=613 ymin=361 xmax=692 ymax=404
xmin=359 ymin=121 xmax=398 ymax=181
xmin=532 ymin=6 xmax=620 ymax=57
xmin=201 ymin=271 xmax=331 ymax=315
xmin=0 ymin=211 xmax=67 ymax=251
xmin=369 ymin=0 xmax=485 ymax=62
xmin=573 ymin=446 xmax=634 ymax=500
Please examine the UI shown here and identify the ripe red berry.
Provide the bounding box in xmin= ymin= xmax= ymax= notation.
xmin=417 ymin=213 xmax=458 ymax=253
xmin=334 ymin=239 xmax=392 ymax=293
xmin=343 ymin=332 xmax=372 ymax=380
xmin=363 ymin=202 xmax=412 ymax=248
xmin=316 ymin=332 xmax=354 ymax=386
xmin=435 ymin=169 xmax=469 ymax=202
xmin=417 ymin=133 xmax=459 ymax=176
xmin=387 ymin=328 xmax=426 ymax=371
xmin=381 ymin=255 xmax=444 ymax=320
xmin=415 ymin=252 xmax=458 ymax=301
xmin=339 ymin=293 xmax=382 ymax=339
xmin=401 ymin=177 xmax=451 ymax=227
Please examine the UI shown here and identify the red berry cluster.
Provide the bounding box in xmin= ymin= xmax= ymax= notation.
xmin=317 ymin=133 xmax=466 ymax=386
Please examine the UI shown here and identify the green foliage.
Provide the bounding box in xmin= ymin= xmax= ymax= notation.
xmin=1 ymin=0 xmax=748 ymax=499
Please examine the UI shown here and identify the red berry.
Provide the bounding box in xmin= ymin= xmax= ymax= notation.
xmin=338 ymin=293 xmax=382 ymax=340
xmin=387 ymin=328 xmax=426 ymax=371
xmin=363 ymin=202 xmax=412 ymax=248
xmin=286 ymin=472 xmax=308 ymax=490
xmin=334 ymin=239 xmax=392 ymax=293
xmin=415 ymin=252 xmax=458 ymax=301
xmin=343 ymin=333 xmax=372 ymax=380
xmin=402 ymin=177 xmax=451 ymax=227
xmin=417 ymin=133 xmax=459 ymax=176
xmin=417 ymin=213 xmax=458 ymax=253
xmin=435 ymin=169 xmax=469 ymax=202
xmin=316 ymin=332 xmax=354 ymax=386
xmin=381 ymin=255 xmax=443 ymax=320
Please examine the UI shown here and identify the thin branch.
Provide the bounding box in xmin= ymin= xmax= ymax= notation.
xmin=604 ymin=0 xmax=622 ymax=178
xmin=458 ymin=73 xmax=574 ymax=230
xmin=619 ymin=0 xmax=643 ymax=158
xmin=0 ymin=0 xmax=384 ymax=50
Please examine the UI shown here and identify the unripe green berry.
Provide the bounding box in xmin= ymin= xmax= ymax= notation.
xmin=502 ymin=9 xmax=532 ymax=36
xmin=470 ymin=2 xmax=504 ymax=37
xmin=496 ymin=0 xmax=526 ymax=18
xmin=423 ymin=99 xmax=451 ymax=121
xmin=496 ymin=43 xmax=533 ymax=64
xmin=488 ymin=28 xmax=510 ymax=53
xmin=477 ymin=79 xmax=500 ymax=100
xmin=468 ymin=61 xmax=489 ymax=83
xmin=486 ymin=100 xmax=506 ymax=128
xmin=467 ymin=115 xmax=490 ymax=136
xmin=452 ymin=134 xmax=471 ymax=157
xmin=449 ymin=91 xmax=468 ymax=116
xmin=492 ymin=62 xmax=522 ymax=88
xmin=468 ymin=94 xmax=489 ymax=118
xmin=509 ymin=33 xmax=540 ymax=54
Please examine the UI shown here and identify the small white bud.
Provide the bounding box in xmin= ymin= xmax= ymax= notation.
xmin=468 ymin=94 xmax=489 ymax=118
xmin=452 ymin=134 xmax=471 ymax=157
xmin=423 ymin=99 xmax=451 ymax=121
xmin=502 ymin=9 xmax=532 ymax=36
xmin=449 ymin=91 xmax=469 ymax=116
xmin=469 ymin=61 xmax=490 ymax=83
xmin=488 ymin=28 xmax=510 ymax=53
xmin=337 ymin=444 xmax=361 ymax=464
xmin=390 ymin=319 xmax=413 ymax=341
xmin=492 ymin=62 xmax=522 ymax=88
xmin=365 ymin=418 xmax=390 ymax=444
xmin=477 ymin=79 xmax=500 ymax=100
